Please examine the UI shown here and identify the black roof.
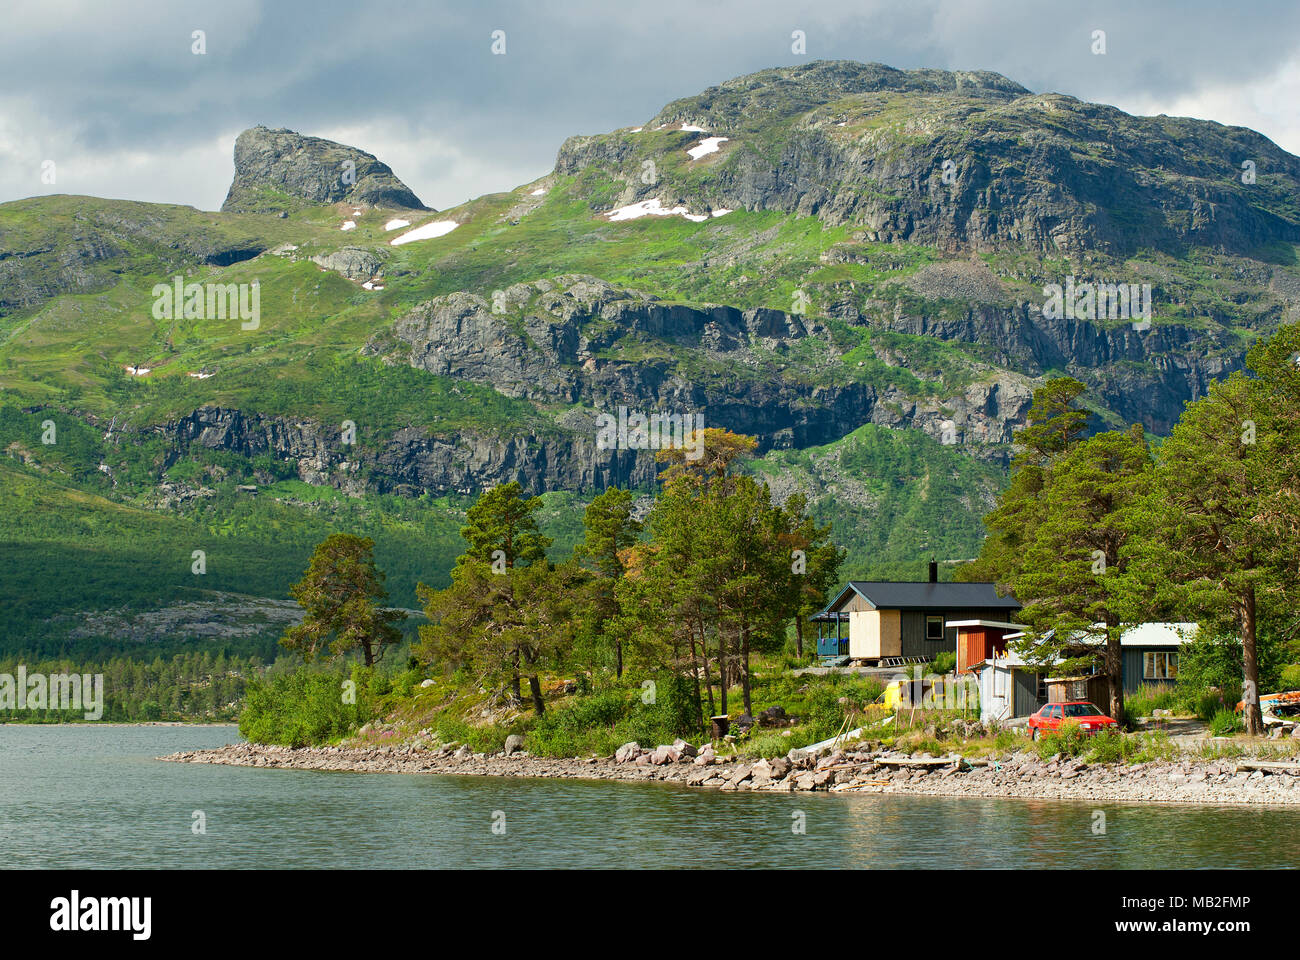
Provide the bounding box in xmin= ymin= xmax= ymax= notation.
xmin=822 ymin=580 xmax=1019 ymax=614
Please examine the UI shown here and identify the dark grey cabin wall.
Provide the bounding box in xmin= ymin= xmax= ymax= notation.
xmin=1123 ymin=649 xmax=1143 ymax=694
xmin=1123 ymin=648 xmax=1178 ymax=693
xmin=899 ymin=609 xmax=1013 ymax=659
xmin=899 ymin=612 xmax=938 ymax=658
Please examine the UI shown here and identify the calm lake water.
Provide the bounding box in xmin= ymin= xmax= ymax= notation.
xmin=2 ymin=725 xmax=1297 ymax=869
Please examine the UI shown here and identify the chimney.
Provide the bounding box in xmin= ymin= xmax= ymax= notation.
xmin=928 ymin=558 xmax=938 ymax=583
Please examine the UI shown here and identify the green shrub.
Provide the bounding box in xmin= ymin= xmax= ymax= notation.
xmin=1125 ymin=683 xmax=1178 ymax=720
xmin=239 ymin=665 xmax=373 ymax=746
xmin=1086 ymin=729 xmax=1135 ymax=764
xmin=930 ymin=651 xmax=957 ymax=675
xmin=992 ymin=728 xmax=1024 ymax=752
xmin=1209 ymin=708 xmax=1244 ymax=737
xmin=1128 ymin=732 xmax=1178 ymax=764
xmin=525 ymin=675 xmax=701 ymax=758
xmin=526 ymin=690 xmax=631 ymax=757
xmin=803 ymin=685 xmax=849 ymax=741
xmin=1034 ymin=720 xmax=1090 ymax=759
xmin=1195 ymin=685 xmax=1240 ymax=722
xmin=1280 ymin=664 xmax=1300 ymax=692
xmin=433 ymin=716 xmax=510 ymax=754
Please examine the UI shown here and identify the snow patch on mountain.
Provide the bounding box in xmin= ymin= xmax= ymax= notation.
xmin=390 ymin=220 xmax=459 ymax=245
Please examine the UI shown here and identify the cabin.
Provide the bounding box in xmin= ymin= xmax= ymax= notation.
xmin=813 ymin=562 xmax=1021 ymax=665
xmin=971 ymin=622 xmax=1198 ymax=722
xmin=1119 ymin=622 xmax=1194 ymax=693
xmin=1034 ymin=622 xmax=1197 ymax=695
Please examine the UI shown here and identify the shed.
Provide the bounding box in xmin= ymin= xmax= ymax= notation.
xmin=1044 ymin=673 xmax=1110 ymax=706
xmin=970 ymin=650 xmax=1044 ymax=724
xmin=951 ymin=619 xmax=1027 ymax=673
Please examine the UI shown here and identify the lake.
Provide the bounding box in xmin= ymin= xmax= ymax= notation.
xmin=2 ymin=725 xmax=1297 ymax=869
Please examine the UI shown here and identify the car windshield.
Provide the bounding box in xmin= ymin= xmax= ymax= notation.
xmin=1063 ymin=703 xmax=1104 ymax=717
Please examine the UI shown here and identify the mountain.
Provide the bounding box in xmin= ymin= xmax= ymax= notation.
xmin=221 ymin=125 xmax=428 ymax=214
xmin=560 ymin=60 xmax=1300 ymax=255
xmin=3 ymin=60 xmax=1299 ymax=650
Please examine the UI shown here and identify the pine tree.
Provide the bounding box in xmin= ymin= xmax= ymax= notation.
xmin=1011 ymin=426 xmax=1155 ymax=720
xmin=281 ymin=534 xmax=406 ymax=667
xmin=574 ymin=487 xmax=641 ymax=677
xmin=452 ymin=482 xmax=552 ymax=699
xmin=456 ymin=481 xmax=551 ymax=570
xmin=962 ymin=377 xmax=1090 ymax=589
xmin=1153 ymin=372 xmax=1281 ymax=734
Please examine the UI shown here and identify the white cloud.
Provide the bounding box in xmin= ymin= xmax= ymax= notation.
xmin=1114 ymin=61 xmax=1300 ymax=156
xmin=2 ymin=0 xmax=1300 ymax=213
xmin=316 ymin=120 xmax=547 ymax=213
xmin=0 ymin=103 xmax=236 ymax=207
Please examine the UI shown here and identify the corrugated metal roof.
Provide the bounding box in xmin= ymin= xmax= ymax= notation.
xmin=1119 ymin=622 xmax=1198 ymax=648
xmin=1046 ymin=622 xmax=1199 ymax=648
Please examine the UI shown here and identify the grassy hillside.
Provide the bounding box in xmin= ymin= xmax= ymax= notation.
xmin=5 ymin=61 xmax=1300 ymax=659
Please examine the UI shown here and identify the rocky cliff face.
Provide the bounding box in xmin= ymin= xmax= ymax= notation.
xmin=365 ymin=272 xmax=1238 ymax=455
xmin=366 ymin=275 xmax=880 ymax=450
xmin=0 ymin=197 xmax=280 ymax=315
xmin=558 ymin=60 xmax=1300 ymax=257
xmin=154 ymin=404 xmax=650 ymax=496
xmin=870 ymin=298 xmax=1241 ymax=434
xmin=221 ymin=126 xmax=427 ymax=214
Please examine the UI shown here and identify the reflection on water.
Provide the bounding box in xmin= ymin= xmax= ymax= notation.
xmin=1 ymin=725 xmax=1296 ymax=869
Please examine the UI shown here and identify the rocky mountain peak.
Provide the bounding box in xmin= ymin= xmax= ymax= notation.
xmin=220 ymin=125 xmax=427 ymax=215
xmin=558 ymin=59 xmax=1300 ymax=257
xmin=648 ymin=60 xmax=1029 ymax=134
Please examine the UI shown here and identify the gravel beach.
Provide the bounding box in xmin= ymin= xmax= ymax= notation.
xmin=161 ymin=740 xmax=1300 ymax=807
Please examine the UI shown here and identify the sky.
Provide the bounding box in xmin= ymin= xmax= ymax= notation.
xmin=4 ymin=0 xmax=1300 ymax=212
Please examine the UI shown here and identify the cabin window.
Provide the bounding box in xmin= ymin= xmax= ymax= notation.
xmin=926 ymin=615 xmax=945 ymax=641
xmin=1143 ymin=651 xmax=1179 ymax=680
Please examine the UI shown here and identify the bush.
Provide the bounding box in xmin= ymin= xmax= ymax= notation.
xmin=526 ymin=690 xmax=631 ymax=757
xmin=239 ymin=665 xmax=373 ymax=746
xmin=1034 ymin=720 xmax=1090 ymax=759
xmin=1125 ymin=683 xmax=1178 ymax=717
xmin=432 ymin=716 xmax=510 ymax=754
xmin=803 ymin=685 xmax=849 ymax=741
xmin=930 ymin=651 xmax=957 ymax=675
xmin=1086 ymin=729 xmax=1135 ymax=764
xmin=1177 ymin=631 xmax=1289 ymax=703
xmin=1128 ymin=732 xmax=1178 ymax=764
xmin=1280 ymin=664 xmax=1300 ymax=692
xmin=1209 ymin=708 xmax=1244 ymax=737
xmin=1194 ymin=684 xmax=1241 ymax=722
xmin=525 ymin=674 xmax=702 ymax=758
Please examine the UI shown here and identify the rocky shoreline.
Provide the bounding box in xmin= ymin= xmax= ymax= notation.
xmin=160 ymin=739 xmax=1300 ymax=807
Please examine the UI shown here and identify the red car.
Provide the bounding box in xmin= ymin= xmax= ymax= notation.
xmin=1028 ymin=701 xmax=1118 ymax=739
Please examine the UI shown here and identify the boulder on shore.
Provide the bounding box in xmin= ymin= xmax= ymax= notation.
xmin=615 ymin=742 xmax=642 ymax=763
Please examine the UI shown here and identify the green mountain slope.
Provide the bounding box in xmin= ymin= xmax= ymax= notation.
xmin=3 ymin=59 xmax=1299 ymax=652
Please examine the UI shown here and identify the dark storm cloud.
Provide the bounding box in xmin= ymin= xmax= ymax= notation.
xmin=3 ymin=0 xmax=1299 ymax=209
